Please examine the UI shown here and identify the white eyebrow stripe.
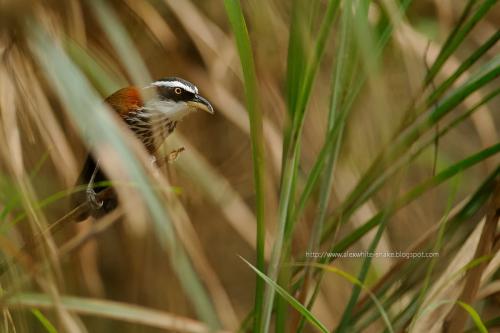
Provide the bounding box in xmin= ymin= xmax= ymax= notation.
xmin=152 ymin=80 xmax=198 ymax=94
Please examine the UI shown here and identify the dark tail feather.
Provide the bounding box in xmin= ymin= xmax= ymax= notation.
xmin=70 ymin=155 xmax=116 ymax=222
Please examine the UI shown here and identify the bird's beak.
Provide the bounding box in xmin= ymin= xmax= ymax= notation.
xmin=188 ymin=95 xmax=214 ymax=114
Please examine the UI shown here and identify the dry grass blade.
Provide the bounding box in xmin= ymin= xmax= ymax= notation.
xmin=124 ymin=0 xmax=177 ymax=50
xmin=443 ymin=181 xmax=500 ymax=332
xmin=410 ymin=218 xmax=485 ymax=333
xmin=165 ymin=185 xmax=239 ymax=330
xmin=5 ymin=293 xmax=231 ymax=333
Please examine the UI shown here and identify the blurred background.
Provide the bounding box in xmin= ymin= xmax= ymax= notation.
xmin=0 ymin=0 xmax=499 ymax=332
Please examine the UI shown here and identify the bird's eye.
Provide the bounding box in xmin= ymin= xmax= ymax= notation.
xmin=174 ymin=87 xmax=182 ymax=95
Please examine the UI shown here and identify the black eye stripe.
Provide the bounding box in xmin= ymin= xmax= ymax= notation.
xmin=157 ymin=86 xmax=195 ymax=102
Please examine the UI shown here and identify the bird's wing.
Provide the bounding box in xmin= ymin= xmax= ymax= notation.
xmin=104 ymin=86 xmax=144 ymax=116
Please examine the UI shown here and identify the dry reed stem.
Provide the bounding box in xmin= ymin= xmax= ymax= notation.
xmin=443 ymin=180 xmax=500 ymax=332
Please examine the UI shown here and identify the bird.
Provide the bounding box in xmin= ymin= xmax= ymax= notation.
xmin=70 ymin=77 xmax=214 ymax=222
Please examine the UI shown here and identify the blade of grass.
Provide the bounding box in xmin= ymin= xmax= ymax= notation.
xmin=335 ymin=169 xmax=404 ymax=333
xmin=408 ymin=175 xmax=462 ymax=330
xmin=456 ymin=301 xmax=488 ymax=333
xmin=0 ymin=152 xmax=49 ymax=222
xmin=64 ymin=38 xmax=123 ymax=96
xmin=31 ymin=309 xmax=58 ymax=333
xmin=7 ymin=293 xmax=228 ymax=333
xmin=240 ymin=257 xmax=329 ymax=333
xmin=223 ymin=1 xmax=267 ymax=332
xmin=300 ymin=263 xmax=394 ymax=333
xmin=464 ymin=316 xmax=500 ymax=333
xmin=424 ymin=0 xmax=496 ymax=85
xmin=427 ymin=29 xmax=500 ymax=105
xmin=414 ymin=300 xmax=488 ymax=333
xmin=285 ymin=0 xmax=311 ymax=117
xmin=443 ymin=180 xmax=500 ymax=332
xmin=325 ymin=4 xmax=390 ymax=330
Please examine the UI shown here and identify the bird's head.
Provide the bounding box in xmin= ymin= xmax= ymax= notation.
xmin=144 ymin=77 xmax=214 ymax=120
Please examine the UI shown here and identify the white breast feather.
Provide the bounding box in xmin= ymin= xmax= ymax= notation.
xmin=144 ymin=99 xmax=192 ymax=121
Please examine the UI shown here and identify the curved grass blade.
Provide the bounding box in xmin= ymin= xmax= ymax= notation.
xmin=409 ymin=176 xmax=462 ymax=329
xmin=8 ymin=293 xmax=228 ymax=333
xmin=240 ymin=257 xmax=329 ymax=333
xmin=457 ymin=301 xmax=489 ymax=333
xmin=415 ymin=299 xmax=487 ymax=333
xmin=464 ymin=317 xmax=500 ymax=333
xmin=31 ymin=309 xmax=58 ymax=333
xmin=299 ymin=263 xmax=394 ymax=333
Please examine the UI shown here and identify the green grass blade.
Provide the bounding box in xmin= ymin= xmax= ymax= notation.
xmin=427 ymin=29 xmax=500 ymax=105
xmin=409 ymin=177 xmax=462 ymax=329
xmin=31 ymin=309 xmax=58 ymax=333
xmin=457 ymin=301 xmax=488 ymax=333
xmin=240 ymin=257 xmax=329 ymax=333
xmin=288 ymin=0 xmax=340 ymax=130
xmin=223 ymin=1 xmax=267 ymax=332
xmin=8 ymin=293 xmax=222 ymax=333
xmin=415 ymin=300 xmax=487 ymax=333
xmin=425 ymin=0 xmax=496 ymax=85
xmin=285 ymin=0 xmax=312 ymax=116
xmin=302 ymin=263 xmax=394 ymax=333
xmin=465 ymin=317 xmax=500 ymax=333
